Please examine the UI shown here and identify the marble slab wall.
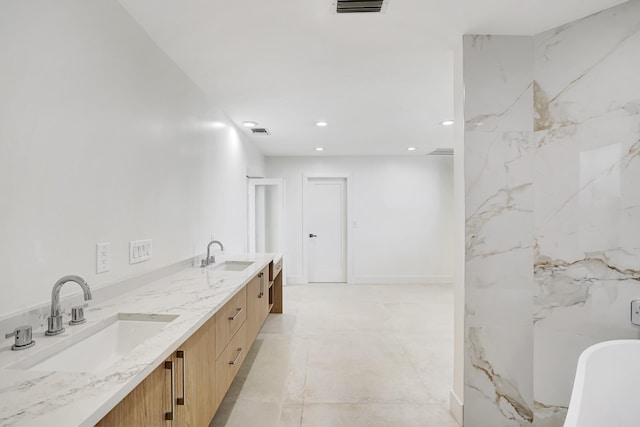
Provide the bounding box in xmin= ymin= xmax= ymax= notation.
xmin=463 ymin=35 xmax=535 ymax=427
xmin=532 ymin=2 xmax=640 ymax=426
xmin=464 ymin=2 xmax=640 ymax=427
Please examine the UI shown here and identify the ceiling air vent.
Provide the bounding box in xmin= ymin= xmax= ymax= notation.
xmin=251 ymin=128 xmax=270 ymax=135
xmin=428 ymin=148 xmax=454 ymax=156
xmin=336 ymin=0 xmax=384 ymax=13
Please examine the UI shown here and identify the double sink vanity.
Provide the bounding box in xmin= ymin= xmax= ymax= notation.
xmin=0 ymin=253 xmax=283 ymax=426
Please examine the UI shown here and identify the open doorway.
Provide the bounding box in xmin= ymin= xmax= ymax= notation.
xmin=247 ymin=178 xmax=286 ymax=254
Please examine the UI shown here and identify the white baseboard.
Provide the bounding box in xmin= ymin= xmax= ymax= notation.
xmin=286 ymin=275 xmax=454 ymax=285
xmin=286 ymin=275 xmax=306 ymax=285
xmin=450 ymin=389 xmax=463 ymax=426
xmin=351 ymin=275 xmax=454 ymax=284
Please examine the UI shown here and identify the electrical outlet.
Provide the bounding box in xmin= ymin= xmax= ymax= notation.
xmin=129 ymin=239 xmax=152 ymax=264
xmin=96 ymin=243 xmax=111 ymax=274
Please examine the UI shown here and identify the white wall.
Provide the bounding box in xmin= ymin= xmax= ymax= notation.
xmin=0 ymin=1 xmax=264 ymax=318
xmin=266 ymin=156 xmax=454 ymax=284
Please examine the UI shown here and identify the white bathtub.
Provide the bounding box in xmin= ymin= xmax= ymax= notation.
xmin=564 ymin=339 xmax=640 ymax=427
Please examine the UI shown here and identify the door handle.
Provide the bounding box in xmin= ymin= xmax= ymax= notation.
xmin=309 ymin=234 xmax=317 ymax=238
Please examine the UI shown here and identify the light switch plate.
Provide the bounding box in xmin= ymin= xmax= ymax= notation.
xmin=129 ymin=239 xmax=152 ymax=264
xmin=96 ymin=243 xmax=111 ymax=274
xmin=631 ymin=300 xmax=640 ymax=326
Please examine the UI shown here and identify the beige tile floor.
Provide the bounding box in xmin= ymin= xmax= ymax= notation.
xmin=210 ymin=283 xmax=457 ymax=427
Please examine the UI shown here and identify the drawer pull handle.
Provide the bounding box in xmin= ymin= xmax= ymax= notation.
xmin=229 ymin=347 xmax=243 ymax=365
xmin=165 ymin=360 xmax=175 ymax=421
xmin=259 ymin=272 xmax=264 ymax=298
xmin=176 ymin=350 xmax=186 ymax=406
xmin=228 ymin=307 xmax=243 ymax=321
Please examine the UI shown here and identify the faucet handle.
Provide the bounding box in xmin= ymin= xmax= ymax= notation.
xmin=5 ymin=325 xmax=35 ymax=351
xmin=70 ymin=304 xmax=88 ymax=325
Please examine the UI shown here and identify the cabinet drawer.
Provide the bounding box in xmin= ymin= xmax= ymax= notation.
xmin=215 ymin=322 xmax=248 ymax=406
xmin=214 ymin=287 xmax=247 ymax=359
xmin=269 ymin=259 xmax=282 ymax=281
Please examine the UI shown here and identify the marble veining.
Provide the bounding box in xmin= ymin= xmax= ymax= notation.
xmin=534 ymin=2 xmax=640 ymax=132
xmin=464 ymin=33 xmax=535 ymax=426
xmin=466 ymin=328 xmax=533 ymax=424
xmin=467 ymin=82 xmax=533 ymax=132
xmin=0 ymin=253 xmax=280 ymax=426
xmin=532 ymin=401 xmax=567 ymax=427
xmin=463 ymin=35 xmax=533 ymax=134
xmin=534 ymin=253 xmax=640 ymax=322
xmin=465 ymin=3 xmax=640 ymax=424
xmin=0 ymin=257 xmax=196 ymax=335
xmin=531 ymin=2 xmax=640 ymax=425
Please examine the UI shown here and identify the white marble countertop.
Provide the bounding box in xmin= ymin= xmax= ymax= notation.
xmin=0 ymin=253 xmax=281 ymax=427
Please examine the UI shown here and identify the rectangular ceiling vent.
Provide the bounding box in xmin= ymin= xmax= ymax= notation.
xmin=251 ymin=128 xmax=270 ymax=135
xmin=336 ymin=0 xmax=384 ymax=14
xmin=428 ymin=148 xmax=454 ymax=156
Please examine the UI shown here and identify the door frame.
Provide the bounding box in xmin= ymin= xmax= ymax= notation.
xmin=302 ymin=173 xmax=353 ymax=284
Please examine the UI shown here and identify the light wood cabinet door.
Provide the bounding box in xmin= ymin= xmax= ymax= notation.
xmin=215 ymin=322 xmax=248 ymax=409
xmin=98 ymin=318 xmax=217 ymax=427
xmin=247 ymin=267 xmax=271 ymax=343
xmin=175 ymin=316 xmax=216 ymax=427
xmin=96 ymin=359 xmax=172 ymax=427
xmin=214 ymin=287 xmax=247 ymax=359
xmin=269 ymin=259 xmax=282 ymax=281
xmin=270 ymin=265 xmax=283 ymax=314
xmin=258 ymin=266 xmax=270 ymax=324
xmin=246 ymin=275 xmax=261 ymax=343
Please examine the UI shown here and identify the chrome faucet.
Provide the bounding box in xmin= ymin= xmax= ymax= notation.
xmin=201 ymin=240 xmax=224 ymax=267
xmin=46 ymin=275 xmax=92 ymax=336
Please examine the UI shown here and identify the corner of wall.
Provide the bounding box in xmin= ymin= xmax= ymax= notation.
xmin=449 ymin=389 xmax=464 ymax=426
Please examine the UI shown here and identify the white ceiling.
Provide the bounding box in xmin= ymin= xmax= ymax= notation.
xmin=118 ymin=0 xmax=626 ymax=156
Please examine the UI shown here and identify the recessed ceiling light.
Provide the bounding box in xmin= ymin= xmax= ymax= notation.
xmin=242 ymin=121 xmax=258 ymax=128
xmin=440 ymin=120 xmax=454 ymax=126
xmin=315 ymin=147 xmax=324 ymax=151
xmin=407 ymin=147 xmax=416 ymax=151
xmin=206 ymin=121 xmax=226 ymax=129
xmin=315 ymin=121 xmax=328 ymax=127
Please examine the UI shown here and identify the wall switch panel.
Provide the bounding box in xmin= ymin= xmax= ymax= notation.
xmin=129 ymin=239 xmax=152 ymax=264
xmin=631 ymin=300 xmax=640 ymax=326
xmin=96 ymin=243 xmax=111 ymax=274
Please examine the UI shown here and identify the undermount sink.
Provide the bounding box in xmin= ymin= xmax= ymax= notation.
xmin=10 ymin=313 xmax=178 ymax=373
xmin=209 ymin=261 xmax=254 ymax=272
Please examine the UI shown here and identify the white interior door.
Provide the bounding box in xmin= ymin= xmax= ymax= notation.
xmin=307 ymin=178 xmax=346 ymax=283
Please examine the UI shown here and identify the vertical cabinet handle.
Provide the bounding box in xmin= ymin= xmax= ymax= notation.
xmin=259 ymin=272 xmax=264 ymax=298
xmin=165 ymin=360 xmax=175 ymax=421
xmin=229 ymin=347 xmax=244 ymax=365
xmin=176 ymin=350 xmax=186 ymax=406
